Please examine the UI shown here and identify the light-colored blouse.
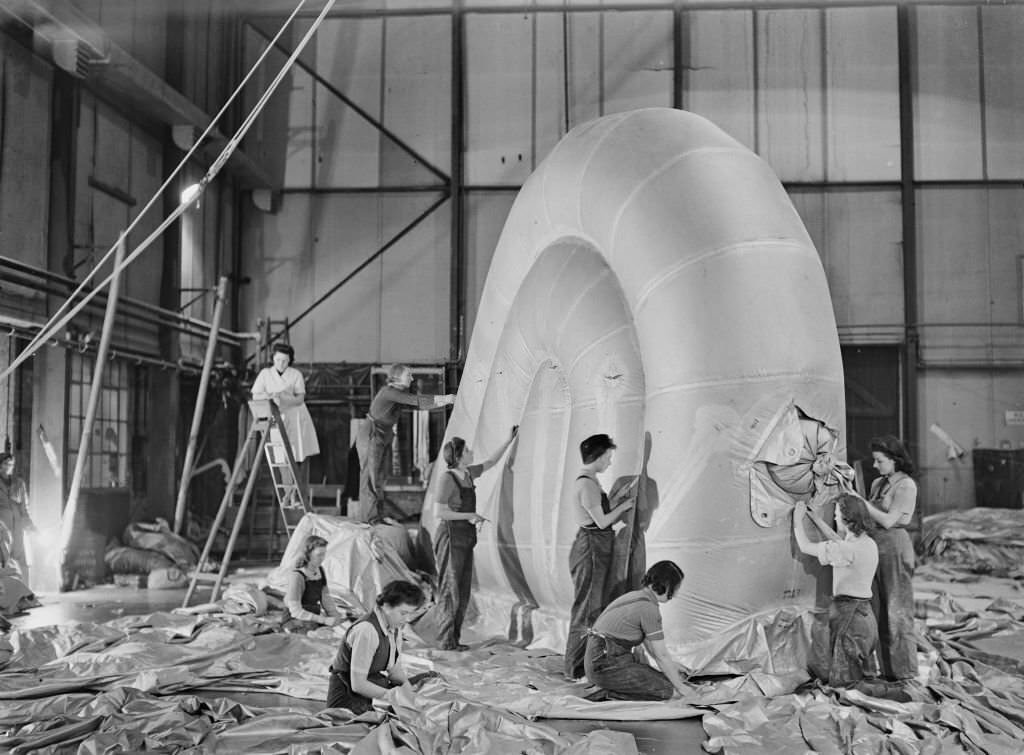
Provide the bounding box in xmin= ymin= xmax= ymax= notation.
xmin=252 ymin=366 xmax=320 ymax=462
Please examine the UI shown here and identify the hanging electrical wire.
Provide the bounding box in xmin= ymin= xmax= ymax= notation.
xmin=0 ymin=0 xmax=319 ymax=384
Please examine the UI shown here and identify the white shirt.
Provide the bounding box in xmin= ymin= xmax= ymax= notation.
xmin=817 ymin=533 xmax=878 ymax=599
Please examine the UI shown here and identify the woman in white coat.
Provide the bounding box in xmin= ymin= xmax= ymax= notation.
xmin=251 ymin=343 xmax=320 ymax=464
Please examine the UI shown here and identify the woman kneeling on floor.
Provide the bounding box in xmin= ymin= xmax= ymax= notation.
xmin=327 ymin=580 xmax=436 ymax=713
xmin=282 ymin=535 xmax=345 ymax=632
xmin=792 ymin=495 xmax=879 ymax=686
xmin=584 ymin=560 xmax=690 ymax=701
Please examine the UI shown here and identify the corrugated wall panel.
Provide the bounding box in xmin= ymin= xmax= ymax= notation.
xmin=914 ymin=7 xmax=983 ymax=181
xmin=566 ymin=13 xmax=602 ymax=127
xmin=790 ymin=189 xmax=903 ymax=334
xmin=245 ymin=193 xmax=318 ymax=354
xmin=534 ymin=14 xmax=568 ymax=169
xmin=380 ymin=15 xmax=451 ymax=184
xmin=466 ymin=14 xmax=534 ymax=185
xmin=601 ymin=11 xmax=672 ymax=115
xmin=825 ymin=7 xmax=899 ymax=182
xmin=314 ymin=18 xmax=384 ymax=188
xmin=465 ymin=192 xmax=516 ymax=342
xmin=981 ymin=7 xmax=1024 ymax=180
xmin=757 ymin=9 xmax=825 ymax=182
xmin=917 ymin=187 xmax=1024 ymax=364
xmin=378 ymin=197 xmax=451 ymax=362
xmin=683 ymin=10 xmax=755 ymax=151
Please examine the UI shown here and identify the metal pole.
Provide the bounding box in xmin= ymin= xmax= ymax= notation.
xmin=173 ymin=276 xmax=229 ymax=534
xmin=58 ymin=234 xmax=127 ymax=591
xmin=211 ymin=439 xmax=265 ymax=602
xmin=182 ymin=425 xmax=258 ymax=607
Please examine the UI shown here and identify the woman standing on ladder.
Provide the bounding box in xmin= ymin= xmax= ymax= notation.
xmin=251 ymin=343 xmax=320 ymax=486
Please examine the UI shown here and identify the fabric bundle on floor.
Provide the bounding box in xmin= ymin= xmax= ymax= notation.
xmin=919 ymin=507 xmax=1024 ymax=575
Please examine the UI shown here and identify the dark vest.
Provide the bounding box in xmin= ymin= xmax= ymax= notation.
xmin=299 ymin=567 xmax=326 ymax=613
xmin=332 ymin=609 xmax=393 ymax=682
xmin=577 ymin=474 xmax=611 ymax=530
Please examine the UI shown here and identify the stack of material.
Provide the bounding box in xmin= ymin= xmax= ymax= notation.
xmin=105 ymin=520 xmax=201 ymax=589
xmin=919 ymin=507 xmax=1024 ymax=575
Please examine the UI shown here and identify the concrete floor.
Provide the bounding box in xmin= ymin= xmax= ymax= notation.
xmin=7 ymin=578 xmax=708 ymax=755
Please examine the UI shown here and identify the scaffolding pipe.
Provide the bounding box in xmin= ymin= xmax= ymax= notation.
xmin=173 ymin=276 xmax=229 ymax=534
xmin=58 ymin=235 xmax=127 ymax=591
xmin=0 ymin=260 xmax=246 ymax=346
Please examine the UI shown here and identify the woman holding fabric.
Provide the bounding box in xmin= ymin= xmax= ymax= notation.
xmin=433 ymin=427 xmax=518 ymax=651
xmin=793 ymin=495 xmax=879 ymax=686
xmin=251 ymin=343 xmax=320 ymax=464
xmin=583 ymin=560 xmax=689 ymax=700
xmin=326 ymin=580 xmax=431 ymax=713
xmin=564 ymin=433 xmax=637 ymax=679
xmin=864 ymin=435 xmax=918 ymax=680
xmin=282 ymin=535 xmax=345 ymax=632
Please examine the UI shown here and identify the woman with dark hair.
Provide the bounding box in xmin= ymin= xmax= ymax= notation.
xmin=432 ymin=427 xmax=518 ymax=650
xmin=565 ymin=433 xmax=637 ymax=679
xmin=583 ymin=560 xmax=689 ymax=700
xmin=793 ymin=495 xmax=879 ymax=686
xmin=327 ymin=579 xmax=434 ymax=712
xmin=251 ymin=342 xmax=320 ymax=464
xmin=864 ymin=435 xmax=918 ymax=680
xmin=282 ymin=535 xmax=344 ymax=632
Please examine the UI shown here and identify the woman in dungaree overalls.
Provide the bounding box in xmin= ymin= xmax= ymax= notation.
xmin=564 ymin=433 xmax=637 ymax=679
xmin=282 ymin=535 xmax=345 ymax=632
xmin=864 ymin=435 xmax=919 ymax=681
xmin=433 ymin=428 xmax=518 ymax=651
xmin=584 ymin=561 xmax=690 ymax=700
xmin=327 ymin=580 xmax=433 ymax=712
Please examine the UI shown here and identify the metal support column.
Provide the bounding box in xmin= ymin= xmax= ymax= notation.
xmin=897 ymin=6 xmax=919 ymax=458
xmin=58 ymin=234 xmax=126 ymax=590
xmin=173 ymin=276 xmax=229 ymax=534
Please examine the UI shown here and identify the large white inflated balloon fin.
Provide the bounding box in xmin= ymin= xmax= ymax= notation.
xmin=423 ymin=108 xmax=844 ymax=660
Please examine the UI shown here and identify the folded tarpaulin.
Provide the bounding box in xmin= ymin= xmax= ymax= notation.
xmin=920 ymin=507 xmax=1024 ymax=574
xmin=265 ymin=514 xmax=426 ymax=616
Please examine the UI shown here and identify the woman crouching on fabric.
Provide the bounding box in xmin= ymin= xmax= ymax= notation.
xmin=793 ymin=495 xmax=879 ymax=686
xmin=327 ymin=580 xmax=435 ymax=713
xmin=282 ymin=535 xmax=345 ymax=632
xmin=584 ymin=560 xmax=690 ymax=701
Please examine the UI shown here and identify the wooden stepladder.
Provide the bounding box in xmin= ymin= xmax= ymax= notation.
xmin=183 ymin=399 xmax=312 ymax=607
